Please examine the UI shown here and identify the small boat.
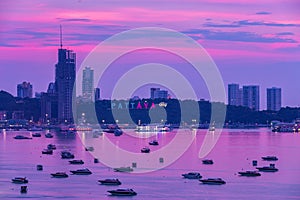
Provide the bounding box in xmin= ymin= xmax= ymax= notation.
xmin=12 ymin=177 xmax=28 ymax=184
xmin=45 ymin=133 xmax=54 ymax=138
xmin=256 ymin=164 xmax=278 ymax=172
xmin=85 ymin=146 xmax=94 ymax=151
xmin=238 ymin=170 xmax=261 ymax=177
xmin=20 ymin=186 xmax=27 ymax=193
xmin=32 ymin=133 xmax=41 ymax=137
xmin=107 ymin=189 xmax=137 ymax=196
xmin=98 ymin=178 xmax=122 ymax=185
xmin=141 ymin=147 xmax=150 ymax=153
xmin=47 ymin=144 xmax=56 ymax=150
xmin=28 ymin=127 xmax=43 ymax=131
xmin=14 ymin=135 xmax=32 ymax=140
xmin=61 ymin=151 xmax=75 ymax=159
xmin=209 ymin=126 xmax=215 ymax=131
xmin=70 ymin=168 xmax=92 ymax=175
xmin=69 ymin=159 xmax=84 ymax=165
xmin=42 ymin=149 xmax=53 ymax=155
xmin=262 ymin=156 xmax=278 ymax=161
xmin=36 ymin=165 xmax=43 ymax=171
xmin=182 ymin=172 xmax=202 ymax=179
xmin=51 ymin=172 xmax=69 ymax=178
xmin=202 ymin=159 xmax=214 ymax=165
xmin=113 ymin=167 xmax=133 ymax=172
xmin=149 ymin=140 xmax=159 ymax=146
xmin=199 ymin=178 xmax=226 ymax=185
xmin=114 ymin=129 xmax=123 ymax=136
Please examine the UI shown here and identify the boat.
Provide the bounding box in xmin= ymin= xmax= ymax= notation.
xmin=70 ymin=168 xmax=92 ymax=175
xmin=14 ymin=135 xmax=32 ymax=140
xmin=51 ymin=172 xmax=69 ymax=178
xmin=199 ymin=178 xmax=226 ymax=185
xmin=45 ymin=133 xmax=54 ymax=138
xmin=182 ymin=172 xmax=202 ymax=179
xmin=20 ymin=186 xmax=28 ymax=193
xmin=69 ymin=159 xmax=84 ymax=165
xmin=61 ymin=151 xmax=75 ymax=159
xmin=32 ymin=132 xmax=41 ymax=137
xmin=262 ymin=156 xmax=278 ymax=161
xmin=202 ymin=159 xmax=214 ymax=165
xmin=47 ymin=144 xmax=56 ymax=150
xmin=12 ymin=177 xmax=28 ymax=184
xmin=28 ymin=126 xmax=43 ymax=131
xmin=114 ymin=129 xmax=123 ymax=136
xmin=42 ymin=149 xmax=53 ymax=155
xmin=209 ymin=126 xmax=215 ymax=131
xmin=238 ymin=170 xmax=261 ymax=177
xmin=113 ymin=167 xmax=134 ymax=172
xmin=141 ymin=147 xmax=150 ymax=153
xmin=256 ymin=164 xmax=278 ymax=172
xmin=85 ymin=146 xmax=94 ymax=151
xmin=98 ymin=178 xmax=122 ymax=185
xmin=107 ymin=189 xmax=137 ymax=196
xmin=36 ymin=164 xmax=43 ymax=171
xmin=149 ymin=140 xmax=159 ymax=146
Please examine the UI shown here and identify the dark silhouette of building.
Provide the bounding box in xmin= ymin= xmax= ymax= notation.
xmin=41 ymin=82 xmax=58 ymax=123
xmin=94 ymin=87 xmax=100 ymax=101
xmin=267 ymin=87 xmax=281 ymax=111
xmin=55 ymin=27 xmax=76 ymax=123
xmin=17 ymin=81 xmax=33 ymax=98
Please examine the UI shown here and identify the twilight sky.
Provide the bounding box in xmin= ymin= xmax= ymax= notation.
xmin=0 ymin=0 xmax=299 ymax=109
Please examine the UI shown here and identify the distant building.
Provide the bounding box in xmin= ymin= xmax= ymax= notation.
xmin=17 ymin=82 xmax=33 ymax=98
xmin=55 ymin=47 xmax=76 ymax=123
xmin=94 ymin=88 xmax=100 ymax=101
xmin=12 ymin=111 xmax=24 ymax=120
xmin=82 ymin=67 xmax=94 ymax=101
xmin=228 ymin=84 xmax=242 ymax=106
xmin=150 ymin=88 xmax=168 ymax=99
xmin=40 ymin=82 xmax=58 ymax=123
xmin=243 ymin=85 xmax=260 ymax=111
xmin=267 ymin=87 xmax=281 ymax=111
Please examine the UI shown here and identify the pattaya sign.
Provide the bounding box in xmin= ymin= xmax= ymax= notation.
xmin=111 ymin=101 xmax=167 ymax=110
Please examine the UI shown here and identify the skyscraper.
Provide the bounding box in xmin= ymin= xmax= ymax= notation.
xmin=150 ymin=88 xmax=168 ymax=99
xmin=55 ymin=27 xmax=76 ymax=123
xmin=228 ymin=83 xmax=242 ymax=106
xmin=82 ymin=67 xmax=94 ymax=101
xmin=17 ymin=81 xmax=33 ymax=98
xmin=94 ymin=88 xmax=100 ymax=101
xmin=243 ymin=85 xmax=260 ymax=111
xmin=267 ymin=87 xmax=281 ymax=111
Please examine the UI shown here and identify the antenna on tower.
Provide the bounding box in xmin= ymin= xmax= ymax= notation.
xmin=60 ymin=25 xmax=63 ymax=49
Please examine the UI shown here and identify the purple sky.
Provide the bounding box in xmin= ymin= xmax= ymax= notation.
xmin=0 ymin=0 xmax=300 ymax=109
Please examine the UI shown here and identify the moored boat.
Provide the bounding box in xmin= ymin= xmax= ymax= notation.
xmin=69 ymin=159 xmax=84 ymax=165
xmin=45 ymin=133 xmax=54 ymax=138
xmin=51 ymin=172 xmax=69 ymax=178
xmin=107 ymin=189 xmax=137 ymax=196
xmin=256 ymin=164 xmax=278 ymax=172
xmin=14 ymin=135 xmax=32 ymax=140
xmin=141 ymin=147 xmax=150 ymax=153
xmin=12 ymin=177 xmax=28 ymax=184
xmin=47 ymin=144 xmax=56 ymax=150
xmin=149 ymin=140 xmax=159 ymax=146
xmin=70 ymin=168 xmax=92 ymax=175
xmin=32 ymin=132 xmax=41 ymax=137
xmin=182 ymin=172 xmax=202 ymax=179
xmin=202 ymin=159 xmax=214 ymax=165
xmin=238 ymin=170 xmax=261 ymax=177
xmin=199 ymin=178 xmax=226 ymax=185
xmin=262 ymin=156 xmax=278 ymax=161
xmin=61 ymin=151 xmax=75 ymax=159
xmin=98 ymin=178 xmax=121 ymax=185
xmin=42 ymin=149 xmax=53 ymax=155
xmin=113 ymin=167 xmax=133 ymax=172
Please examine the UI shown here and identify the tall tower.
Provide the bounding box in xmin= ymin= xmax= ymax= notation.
xmin=242 ymin=85 xmax=260 ymax=111
xmin=82 ymin=66 xmax=94 ymax=101
xmin=267 ymin=87 xmax=281 ymax=111
xmin=55 ymin=26 xmax=76 ymax=124
xmin=228 ymin=83 xmax=242 ymax=106
xmin=17 ymin=81 xmax=33 ymax=98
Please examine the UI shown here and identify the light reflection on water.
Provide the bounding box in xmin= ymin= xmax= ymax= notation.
xmin=0 ymin=128 xmax=300 ymax=199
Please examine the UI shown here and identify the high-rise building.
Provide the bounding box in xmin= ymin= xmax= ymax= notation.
xmin=228 ymin=84 xmax=242 ymax=106
xmin=55 ymin=27 xmax=76 ymax=123
xmin=94 ymin=88 xmax=100 ymax=101
xmin=41 ymin=82 xmax=58 ymax=123
xmin=267 ymin=87 xmax=281 ymax=111
xmin=243 ymin=85 xmax=260 ymax=111
xmin=17 ymin=82 xmax=33 ymax=98
xmin=82 ymin=67 xmax=94 ymax=101
xmin=150 ymin=88 xmax=168 ymax=99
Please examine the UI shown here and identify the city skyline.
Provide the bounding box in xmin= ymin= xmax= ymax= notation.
xmin=1 ymin=0 xmax=300 ymax=109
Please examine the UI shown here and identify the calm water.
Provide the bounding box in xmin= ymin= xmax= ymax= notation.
xmin=0 ymin=128 xmax=300 ymax=199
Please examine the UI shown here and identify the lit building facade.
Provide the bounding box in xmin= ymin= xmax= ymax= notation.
xmin=243 ymin=85 xmax=260 ymax=111
xmin=267 ymin=87 xmax=281 ymax=111
xmin=17 ymin=82 xmax=33 ymax=98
